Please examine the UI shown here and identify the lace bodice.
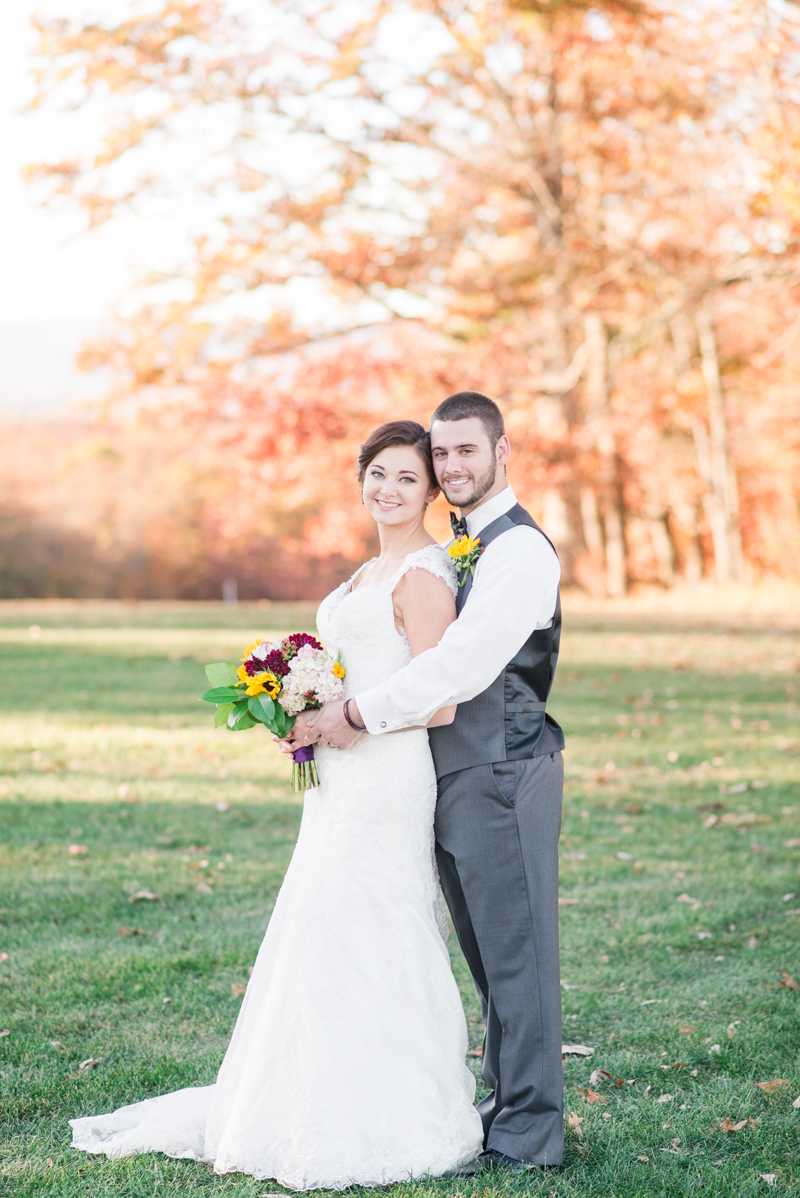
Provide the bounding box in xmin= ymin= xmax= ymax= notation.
xmin=316 ymin=543 xmax=457 ymax=696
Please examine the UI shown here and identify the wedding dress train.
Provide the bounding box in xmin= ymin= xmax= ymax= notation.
xmin=70 ymin=544 xmax=483 ymax=1189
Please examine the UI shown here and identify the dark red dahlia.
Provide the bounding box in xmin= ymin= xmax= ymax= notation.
xmin=263 ymin=649 xmax=290 ymax=677
xmin=285 ymin=632 xmax=323 ymax=652
xmin=244 ymin=656 xmax=267 ymax=676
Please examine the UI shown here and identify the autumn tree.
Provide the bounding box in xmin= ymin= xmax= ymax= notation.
xmin=25 ymin=0 xmax=800 ymax=593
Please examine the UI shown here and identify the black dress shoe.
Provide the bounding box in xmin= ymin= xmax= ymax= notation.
xmin=478 ymin=1149 xmax=530 ymax=1173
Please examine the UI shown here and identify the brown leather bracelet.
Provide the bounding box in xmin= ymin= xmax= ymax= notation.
xmin=342 ymin=699 xmax=366 ymax=732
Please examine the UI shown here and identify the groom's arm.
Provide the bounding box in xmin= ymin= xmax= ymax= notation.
xmin=355 ymin=526 xmax=559 ymax=734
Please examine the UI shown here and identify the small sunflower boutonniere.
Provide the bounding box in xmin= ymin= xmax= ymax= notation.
xmin=448 ymin=533 xmax=484 ymax=586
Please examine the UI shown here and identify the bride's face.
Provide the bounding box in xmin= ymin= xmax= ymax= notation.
xmin=362 ymin=445 xmax=437 ymax=527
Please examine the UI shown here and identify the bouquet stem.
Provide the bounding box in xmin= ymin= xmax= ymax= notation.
xmin=291 ymin=745 xmax=319 ymax=792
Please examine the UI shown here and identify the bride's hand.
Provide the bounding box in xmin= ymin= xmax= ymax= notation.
xmin=273 ymin=710 xmax=320 ymax=757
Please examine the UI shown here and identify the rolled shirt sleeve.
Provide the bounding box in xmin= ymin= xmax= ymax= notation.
xmin=356 ymin=526 xmax=560 ymax=734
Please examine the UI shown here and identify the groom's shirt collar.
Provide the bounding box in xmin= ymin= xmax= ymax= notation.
xmin=464 ymin=485 xmax=517 ymax=540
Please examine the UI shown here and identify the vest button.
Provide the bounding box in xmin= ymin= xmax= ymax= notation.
xmin=380 ymin=721 xmax=387 ymax=728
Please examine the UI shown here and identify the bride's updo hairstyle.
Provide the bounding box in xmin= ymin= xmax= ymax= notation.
xmin=356 ymin=420 xmax=437 ymax=488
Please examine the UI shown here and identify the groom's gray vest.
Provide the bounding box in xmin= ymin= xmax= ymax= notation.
xmin=428 ymin=504 xmax=564 ymax=780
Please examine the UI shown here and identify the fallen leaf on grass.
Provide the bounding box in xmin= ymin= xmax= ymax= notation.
xmin=754 ymin=1080 xmax=790 ymax=1092
xmin=49 ymin=1040 xmax=68 ymax=1051
xmin=679 ymin=1025 xmax=693 ymax=1034
xmin=231 ymin=983 xmax=246 ymax=998
xmin=467 ymin=1047 xmax=483 ymax=1058
xmin=698 ymin=931 xmax=712 ymax=939
xmin=641 ymin=998 xmax=662 ymax=1005
xmin=597 ymin=954 xmax=610 ymax=964
xmin=0 ymin=1029 xmax=9 ymax=1038
xmin=578 ymin=1087 xmax=608 ymax=1103
xmin=784 ymin=839 xmax=800 ymax=848
xmin=196 ymin=883 xmax=213 ymax=895
xmin=562 ymin=1044 xmax=593 ymax=1056
xmin=567 ymin=1112 xmax=583 ymax=1139
xmin=602 ymin=1111 xmax=611 ymax=1120
xmin=676 ymin=893 xmax=701 ymax=906
xmin=637 ymin=1155 xmax=649 ymax=1162
xmin=129 ymin=891 xmax=159 ymax=902
xmin=558 ymin=897 xmax=579 ymax=906
xmin=702 ymin=814 xmax=719 ymax=829
xmin=783 ymin=893 xmax=796 ymax=901
xmin=720 ymin=1118 xmax=749 ymax=1132
xmin=589 ymin=1069 xmax=611 ymax=1085
xmin=709 ymin=1044 xmax=722 ymax=1054
xmin=67 ymin=845 xmax=88 ymax=856
xmin=778 ymin=973 xmax=800 ymax=990
xmin=117 ymin=926 xmax=146 ymax=937
xmin=759 ymin=1175 xmax=776 ymax=1187
xmin=0 ymin=953 xmax=7 ymax=964
xmin=616 ymin=851 xmax=633 ymax=861
xmin=792 ymin=1095 xmax=800 ymax=1109
xmin=720 ymin=812 xmax=767 ymax=827
xmin=46 ymin=1158 xmax=53 ymax=1168
xmin=78 ymin=1057 xmax=102 ymax=1071
xmin=657 ymin=1094 xmax=673 ymax=1103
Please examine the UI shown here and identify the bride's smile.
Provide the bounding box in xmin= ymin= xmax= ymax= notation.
xmin=362 ymin=447 xmax=437 ymax=527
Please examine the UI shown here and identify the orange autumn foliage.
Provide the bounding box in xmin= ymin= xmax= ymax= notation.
xmin=13 ymin=0 xmax=800 ymax=597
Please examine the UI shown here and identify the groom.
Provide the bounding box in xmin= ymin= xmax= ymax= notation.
xmin=309 ymin=391 xmax=565 ymax=1170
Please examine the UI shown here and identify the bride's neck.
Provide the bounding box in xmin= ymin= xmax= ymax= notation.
xmin=375 ymin=516 xmax=431 ymax=561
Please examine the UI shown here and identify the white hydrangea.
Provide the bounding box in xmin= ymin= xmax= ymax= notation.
xmin=278 ymin=644 xmax=344 ymax=715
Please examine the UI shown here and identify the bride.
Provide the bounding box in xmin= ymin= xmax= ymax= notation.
xmin=70 ymin=419 xmax=484 ymax=1189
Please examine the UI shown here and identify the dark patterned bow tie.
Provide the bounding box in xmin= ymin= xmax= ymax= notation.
xmin=449 ymin=511 xmax=468 ymax=539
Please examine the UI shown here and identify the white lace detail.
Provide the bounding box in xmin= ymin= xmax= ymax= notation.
xmin=69 ymin=543 xmax=481 ymax=1190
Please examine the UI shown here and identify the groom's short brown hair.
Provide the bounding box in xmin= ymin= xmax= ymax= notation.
xmin=430 ymin=391 xmax=505 ymax=449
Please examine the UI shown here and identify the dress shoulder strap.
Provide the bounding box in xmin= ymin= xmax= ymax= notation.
xmin=389 ymin=544 xmax=458 ymax=599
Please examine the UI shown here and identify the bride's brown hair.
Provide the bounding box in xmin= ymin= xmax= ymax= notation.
xmin=356 ymin=420 xmax=436 ymax=488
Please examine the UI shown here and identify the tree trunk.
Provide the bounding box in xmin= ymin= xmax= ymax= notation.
xmin=696 ymin=307 xmax=743 ymax=583
xmin=583 ymin=313 xmax=626 ymax=596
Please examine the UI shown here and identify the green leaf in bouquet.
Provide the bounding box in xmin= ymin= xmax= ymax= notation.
xmin=248 ymin=694 xmax=278 ymax=729
xmin=201 ymin=685 xmax=243 ymax=704
xmin=214 ymin=702 xmax=234 ymax=728
xmin=205 ymin=662 xmax=239 ymax=686
xmin=274 ymin=706 xmax=295 ymax=740
xmin=227 ymin=700 xmax=256 ymax=731
xmin=227 ymin=699 xmax=252 ymax=728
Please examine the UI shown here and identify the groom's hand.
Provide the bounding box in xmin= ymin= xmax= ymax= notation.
xmin=312 ymin=700 xmax=363 ymax=750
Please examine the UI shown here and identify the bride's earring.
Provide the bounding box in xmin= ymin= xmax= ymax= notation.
xmin=425 ymin=502 xmax=430 ymax=511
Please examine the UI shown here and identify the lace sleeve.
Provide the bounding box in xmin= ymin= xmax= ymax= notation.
xmin=393 ymin=545 xmax=458 ymax=600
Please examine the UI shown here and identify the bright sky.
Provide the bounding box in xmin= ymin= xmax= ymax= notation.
xmin=0 ymin=2 xmax=157 ymax=322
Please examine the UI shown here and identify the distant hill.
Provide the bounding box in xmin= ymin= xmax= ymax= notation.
xmin=0 ymin=321 xmax=107 ymax=420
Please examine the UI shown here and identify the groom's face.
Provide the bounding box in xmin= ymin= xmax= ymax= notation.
xmin=430 ymin=417 xmax=506 ymax=510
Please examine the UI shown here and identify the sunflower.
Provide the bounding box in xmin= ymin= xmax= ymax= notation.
xmin=245 ymin=671 xmax=281 ymax=699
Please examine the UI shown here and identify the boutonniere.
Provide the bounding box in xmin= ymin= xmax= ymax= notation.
xmin=448 ymin=534 xmax=484 ymax=586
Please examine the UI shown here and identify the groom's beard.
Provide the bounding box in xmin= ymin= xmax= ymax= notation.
xmin=441 ymin=458 xmax=497 ymax=509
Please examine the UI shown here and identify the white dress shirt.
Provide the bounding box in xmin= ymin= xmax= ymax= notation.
xmin=357 ymin=486 xmax=560 ymax=734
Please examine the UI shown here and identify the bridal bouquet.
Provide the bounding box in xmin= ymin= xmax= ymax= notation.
xmin=200 ymin=633 xmax=346 ymax=791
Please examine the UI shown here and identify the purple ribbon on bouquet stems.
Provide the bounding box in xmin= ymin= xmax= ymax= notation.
xmin=291 ymin=744 xmax=320 ymax=792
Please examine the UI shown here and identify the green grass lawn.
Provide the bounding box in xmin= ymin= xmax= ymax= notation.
xmin=1 ymin=602 xmax=799 ymax=1197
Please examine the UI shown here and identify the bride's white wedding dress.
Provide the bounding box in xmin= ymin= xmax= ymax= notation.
xmin=70 ymin=544 xmax=483 ymax=1189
